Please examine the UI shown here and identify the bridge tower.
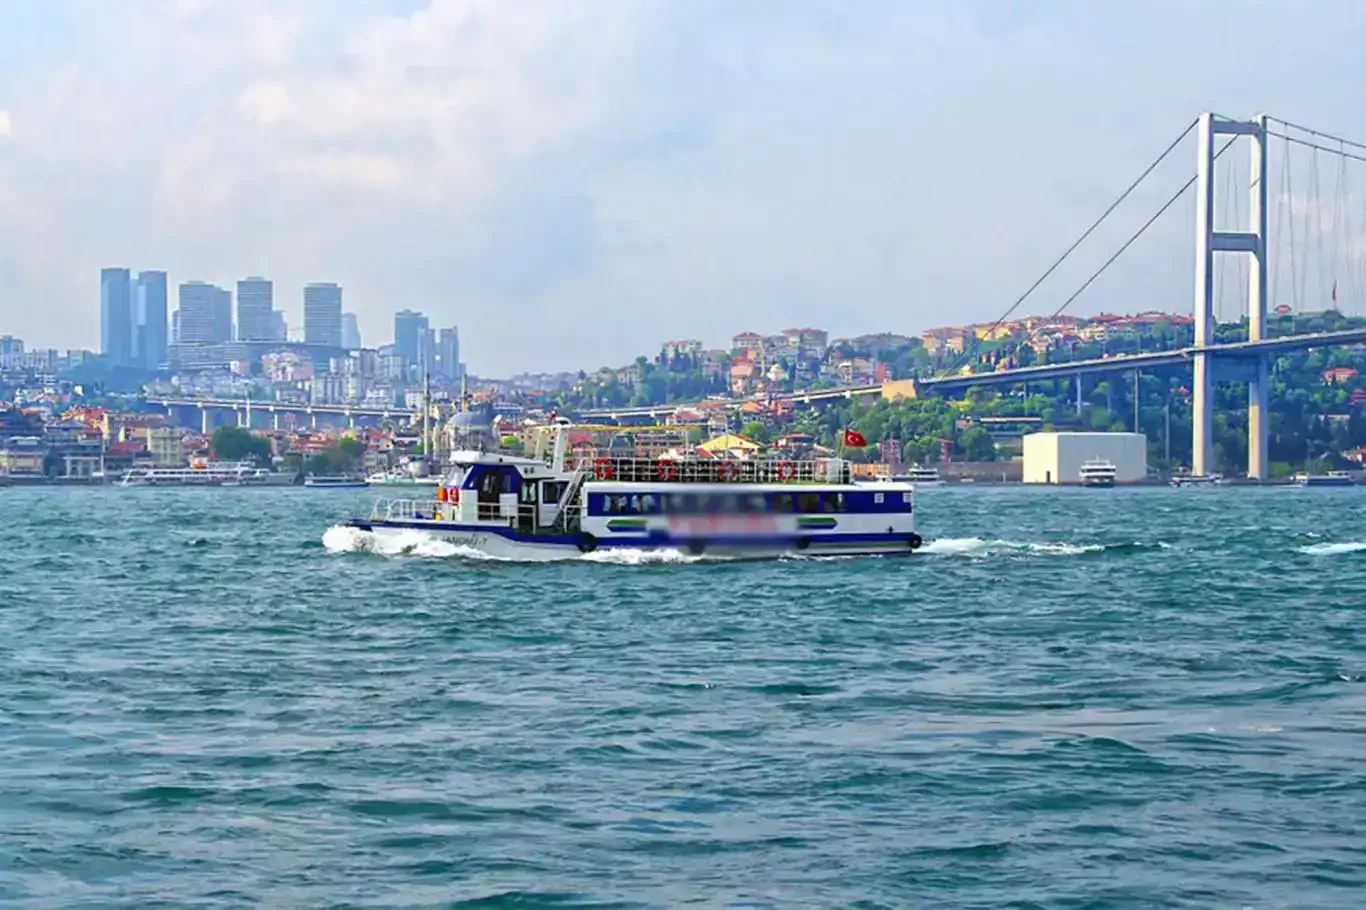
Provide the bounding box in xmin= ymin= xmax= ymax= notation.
xmin=1192 ymin=112 xmax=1268 ymax=478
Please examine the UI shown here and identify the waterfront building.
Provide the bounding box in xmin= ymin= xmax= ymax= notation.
xmin=100 ymin=267 xmax=133 ymax=367
xmin=304 ymin=283 xmax=343 ymax=347
xmin=134 ymin=271 xmax=168 ymax=370
xmin=1022 ymin=432 xmax=1147 ymax=485
xmin=236 ymin=277 xmax=274 ymax=342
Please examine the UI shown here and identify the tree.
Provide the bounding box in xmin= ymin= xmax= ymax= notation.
xmin=211 ymin=426 xmax=271 ymax=465
xmin=740 ymin=421 xmax=772 ymax=445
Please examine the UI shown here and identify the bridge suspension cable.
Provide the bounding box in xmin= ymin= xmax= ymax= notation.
xmin=935 ymin=117 xmax=1199 ymax=378
xmin=999 ymin=135 xmax=1241 ymax=366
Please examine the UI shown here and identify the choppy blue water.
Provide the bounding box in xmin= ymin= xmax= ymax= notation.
xmin=2 ymin=486 xmax=1365 ymax=907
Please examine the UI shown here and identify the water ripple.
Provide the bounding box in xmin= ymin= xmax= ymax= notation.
xmin=2 ymin=486 xmax=1366 ymax=906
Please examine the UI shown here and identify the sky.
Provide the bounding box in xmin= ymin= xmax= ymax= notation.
xmin=2 ymin=0 xmax=1366 ymax=375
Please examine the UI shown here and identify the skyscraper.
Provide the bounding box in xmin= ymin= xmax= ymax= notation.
xmin=304 ymin=283 xmax=343 ymax=347
xmin=134 ymin=271 xmax=168 ymax=370
xmin=176 ymin=281 xmax=233 ymax=343
xmin=100 ymin=267 xmax=132 ymax=367
xmin=341 ymin=312 xmax=362 ymax=350
xmin=236 ymin=277 xmax=274 ymax=341
xmin=438 ymin=327 xmax=460 ymax=379
xmin=393 ymin=309 xmax=428 ymax=365
xmin=272 ymin=310 xmax=287 ymax=342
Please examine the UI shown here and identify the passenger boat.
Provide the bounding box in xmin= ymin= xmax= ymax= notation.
xmin=366 ymin=469 xmax=440 ymax=487
xmin=305 ymin=474 xmax=370 ymax=489
xmin=1079 ymin=459 xmax=1117 ymax=487
xmin=897 ymin=465 xmax=943 ymax=486
xmin=1292 ymin=470 xmax=1354 ymax=487
xmin=1170 ymin=472 xmax=1223 ymax=487
xmin=119 ymin=462 xmax=294 ymax=487
xmin=343 ymin=422 xmax=923 ymax=559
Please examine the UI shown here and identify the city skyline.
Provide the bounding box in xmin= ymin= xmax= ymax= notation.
xmin=5 ymin=3 xmax=1366 ymax=374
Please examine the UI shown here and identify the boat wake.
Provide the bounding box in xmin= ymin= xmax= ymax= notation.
xmin=922 ymin=537 xmax=1169 ymax=558
xmin=322 ymin=526 xmax=711 ymax=564
xmin=322 ymin=525 xmax=509 ymax=561
xmin=1297 ymin=541 xmax=1366 ymax=556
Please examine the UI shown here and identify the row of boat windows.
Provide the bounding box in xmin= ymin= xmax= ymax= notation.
xmin=589 ymin=491 xmax=911 ymax=516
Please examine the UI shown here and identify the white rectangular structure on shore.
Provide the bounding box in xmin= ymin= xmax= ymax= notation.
xmin=1022 ymin=432 xmax=1147 ymax=485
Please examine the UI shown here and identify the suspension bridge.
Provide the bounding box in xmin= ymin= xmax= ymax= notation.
xmin=584 ymin=111 xmax=1366 ymax=479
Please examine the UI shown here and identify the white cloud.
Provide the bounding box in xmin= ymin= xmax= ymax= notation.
xmin=4 ymin=0 xmax=1366 ymax=372
xmin=0 ymin=110 xmax=10 ymax=138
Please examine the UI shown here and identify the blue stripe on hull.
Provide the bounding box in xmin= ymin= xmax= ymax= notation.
xmin=346 ymin=519 xmax=919 ymax=552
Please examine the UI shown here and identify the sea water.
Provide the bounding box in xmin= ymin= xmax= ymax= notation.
xmin=2 ymin=485 xmax=1364 ymax=907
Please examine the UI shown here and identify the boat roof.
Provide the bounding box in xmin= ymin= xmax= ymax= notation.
xmin=586 ymin=480 xmax=912 ymax=494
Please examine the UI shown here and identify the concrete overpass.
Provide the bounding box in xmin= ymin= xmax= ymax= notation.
xmin=146 ymin=397 xmax=420 ymax=433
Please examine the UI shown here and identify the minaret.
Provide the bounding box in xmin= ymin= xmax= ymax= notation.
xmin=422 ymin=356 xmax=432 ymax=471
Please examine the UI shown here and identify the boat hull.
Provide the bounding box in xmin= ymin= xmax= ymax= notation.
xmin=345 ymin=519 xmax=922 ymax=560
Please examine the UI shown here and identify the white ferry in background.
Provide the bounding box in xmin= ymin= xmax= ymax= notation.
xmin=1292 ymin=470 xmax=1354 ymax=487
xmin=901 ymin=465 xmax=943 ymax=486
xmin=304 ymin=474 xmax=370 ymax=489
xmin=1079 ymin=459 xmax=1117 ymax=487
xmin=343 ymin=420 xmax=923 ymax=559
xmin=119 ymin=461 xmax=294 ymax=487
xmin=1170 ymin=471 xmax=1223 ymax=488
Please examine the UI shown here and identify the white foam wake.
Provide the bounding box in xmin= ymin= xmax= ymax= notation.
xmin=921 ymin=537 xmax=1107 ymax=557
xmin=321 ymin=525 xmax=509 ymax=560
xmin=1297 ymin=541 xmax=1366 ymax=556
xmin=579 ymin=548 xmax=708 ymax=565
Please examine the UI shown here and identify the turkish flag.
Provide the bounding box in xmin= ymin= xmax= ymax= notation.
xmin=843 ymin=429 xmax=867 ymax=447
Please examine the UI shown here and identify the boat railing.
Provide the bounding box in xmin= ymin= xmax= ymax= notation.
xmin=371 ymin=498 xmax=443 ymax=522
xmin=566 ymin=456 xmax=851 ymax=485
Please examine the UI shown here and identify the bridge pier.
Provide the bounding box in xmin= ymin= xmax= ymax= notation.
xmin=1075 ymin=374 xmax=1083 ymax=416
xmin=200 ymin=406 xmax=209 ymax=436
xmin=1248 ymin=357 xmax=1269 ymax=480
xmin=272 ymin=410 xmax=281 ymax=432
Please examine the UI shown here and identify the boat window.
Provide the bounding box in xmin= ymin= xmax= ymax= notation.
xmin=772 ymin=493 xmax=795 ymax=513
xmin=822 ymin=493 xmax=845 ymax=513
xmin=541 ymin=481 xmax=567 ymax=504
xmin=640 ymin=494 xmax=661 ymax=514
xmin=744 ymin=494 xmax=767 ymax=513
xmin=797 ymin=492 xmax=820 ymax=513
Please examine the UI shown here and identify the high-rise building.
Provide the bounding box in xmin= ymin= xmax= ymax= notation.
xmin=393 ymin=309 xmax=428 ymax=365
xmin=304 ymin=283 xmax=343 ymax=347
xmin=176 ymin=281 xmax=233 ymax=343
xmin=438 ymin=327 xmax=460 ymax=379
xmin=341 ymin=312 xmax=362 ymax=350
xmin=100 ymin=267 xmax=133 ymax=367
xmin=236 ymin=277 xmax=274 ymax=342
xmin=271 ymin=310 xmax=287 ymax=342
xmin=134 ymin=271 xmax=168 ymax=370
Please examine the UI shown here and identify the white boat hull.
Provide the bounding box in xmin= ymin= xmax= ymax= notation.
xmin=345 ymin=519 xmax=921 ymax=561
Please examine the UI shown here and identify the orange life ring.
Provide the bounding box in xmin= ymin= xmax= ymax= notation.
xmin=436 ymin=486 xmax=448 ymax=502
xmin=594 ymin=458 xmax=615 ymax=480
xmin=656 ymin=460 xmax=679 ymax=482
xmin=777 ymin=461 xmax=796 ymax=481
xmin=719 ymin=461 xmax=740 ymax=482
